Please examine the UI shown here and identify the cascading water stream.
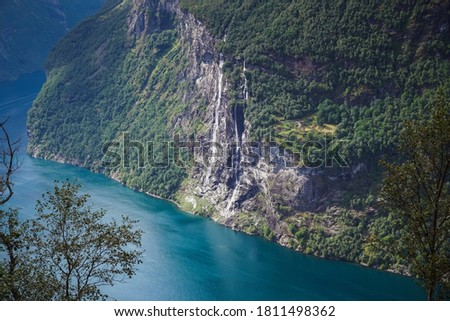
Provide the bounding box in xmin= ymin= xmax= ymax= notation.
xmin=204 ymin=59 xmax=224 ymax=187
xmin=225 ymin=61 xmax=249 ymax=216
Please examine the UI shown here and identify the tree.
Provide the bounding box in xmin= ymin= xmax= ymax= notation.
xmin=0 ymin=119 xmax=22 ymax=300
xmin=380 ymin=89 xmax=450 ymax=300
xmin=0 ymin=118 xmax=19 ymax=205
xmin=1 ymin=118 xmax=143 ymax=300
xmin=0 ymin=208 xmax=24 ymax=300
xmin=1 ymin=119 xmax=52 ymax=301
xmin=24 ymin=180 xmax=143 ymax=300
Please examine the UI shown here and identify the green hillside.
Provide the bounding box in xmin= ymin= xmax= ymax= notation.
xmin=28 ymin=0 xmax=187 ymax=198
xmin=27 ymin=0 xmax=450 ymax=269
xmin=181 ymin=0 xmax=450 ymax=160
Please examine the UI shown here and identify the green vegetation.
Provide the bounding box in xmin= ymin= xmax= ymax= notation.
xmin=284 ymin=210 xmax=405 ymax=270
xmin=28 ymin=0 xmax=187 ymax=199
xmin=0 ymin=0 xmax=104 ymax=81
xmin=181 ymin=0 xmax=450 ymax=161
xmin=0 ymin=180 xmax=142 ymax=301
xmin=1 ymin=122 xmax=142 ymax=301
xmin=26 ymin=0 xmax=450 ymax=275
xmin=378 ymin=90 xmax=450 ymax=300
xmin=29 ymin=0 xmax=450 ymax=196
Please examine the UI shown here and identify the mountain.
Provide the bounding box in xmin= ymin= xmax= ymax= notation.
xmin=0 ymin=0 xmax=105 ymax=82
xmin=27 ymin=0 xmax=450 ymax=271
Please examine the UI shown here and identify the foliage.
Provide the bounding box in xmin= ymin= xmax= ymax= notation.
xmin=25 ymin=0 xmax=450 ymax=274
xmin=379 ymin=89 xmax=450 ymax=300
xmin=28 ymin=180 xmax=143 ymax=300
xmin=0 ymin=208 xmax=24 ymax=300
xmin=0 ymin=180 xmax=143 ymax=301
xmin=181 ymin=0 xmax=450 ymax=162
xmin=283 ymin=209 xmax=409 ymax=274
xmin=0 ymin=120 xmax=24 ymax=300
xmin=27 ymin=0 xmax=187 ymax=199
xmin=28 ymin=0 xmax=450 ymax=198
xmin=3 ymin=117 xmax=142 ymax=300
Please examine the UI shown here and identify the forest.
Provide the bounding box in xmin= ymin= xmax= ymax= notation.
xmin=25 ymin=0 xmax=450 ymax=277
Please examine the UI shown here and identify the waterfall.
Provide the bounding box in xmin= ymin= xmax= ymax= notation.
xmin=211 ymin=60 xmax=224 ymax=154
xmin=225 ymin=105 xmax=242 ymax=216
xmin=243 ymin=60 xmax=249 ymax=101
xmin=225 ymin=61 xmax=248 ymax=216
xmin=205 ymin=59 xmax=224 ymax=187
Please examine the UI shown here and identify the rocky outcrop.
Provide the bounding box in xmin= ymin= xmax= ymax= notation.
xmin=28 ymin=0 xmax=450 ymax=276
xmin=28 ymin=0 xmax=373 ymax=259
xmin=139 ymin=0 xmax=345 ymax=244
xmin=127 ymin=0 xmax=175 ymax=37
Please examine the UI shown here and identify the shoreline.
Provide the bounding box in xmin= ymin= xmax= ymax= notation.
xmin=28 ymin=153 xmax=412 ymax=279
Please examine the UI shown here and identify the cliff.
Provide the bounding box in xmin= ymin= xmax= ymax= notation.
xmin=27 ymin=0 xmax=450 ymax=271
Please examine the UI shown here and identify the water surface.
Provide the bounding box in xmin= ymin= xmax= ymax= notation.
xmin=0 ymin=72 xmax=426 ymax=300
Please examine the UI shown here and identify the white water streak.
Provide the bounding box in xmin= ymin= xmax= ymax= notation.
xmin=225 ymin=61 xmax=249 ymax=216
xmin=205 ymin=60 xmax=224 ymax=187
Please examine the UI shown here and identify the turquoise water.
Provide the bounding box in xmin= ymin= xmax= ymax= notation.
xmin=0 ymin=72 xmax=426 ymax=300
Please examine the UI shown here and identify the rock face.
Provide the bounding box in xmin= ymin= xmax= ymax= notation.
xmin=128 ymin=0 xmax=175 ymax=37
xmin=27 ymin=0 xmax=450 ymax=274
xmin=27 ymin=0 xmax=379 ymax=263
xmin=129 ymin=0 xmax=350 ymax=241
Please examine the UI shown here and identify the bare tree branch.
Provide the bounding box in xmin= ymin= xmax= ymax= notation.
xmin=0 ymin=117 xmax=20 ymax=205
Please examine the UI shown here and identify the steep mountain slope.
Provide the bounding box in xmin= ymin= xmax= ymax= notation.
xmin=0 ymin=0 xmax=104 ymax=81
xmin=27 ymin=0 xmax=450 ymax=271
